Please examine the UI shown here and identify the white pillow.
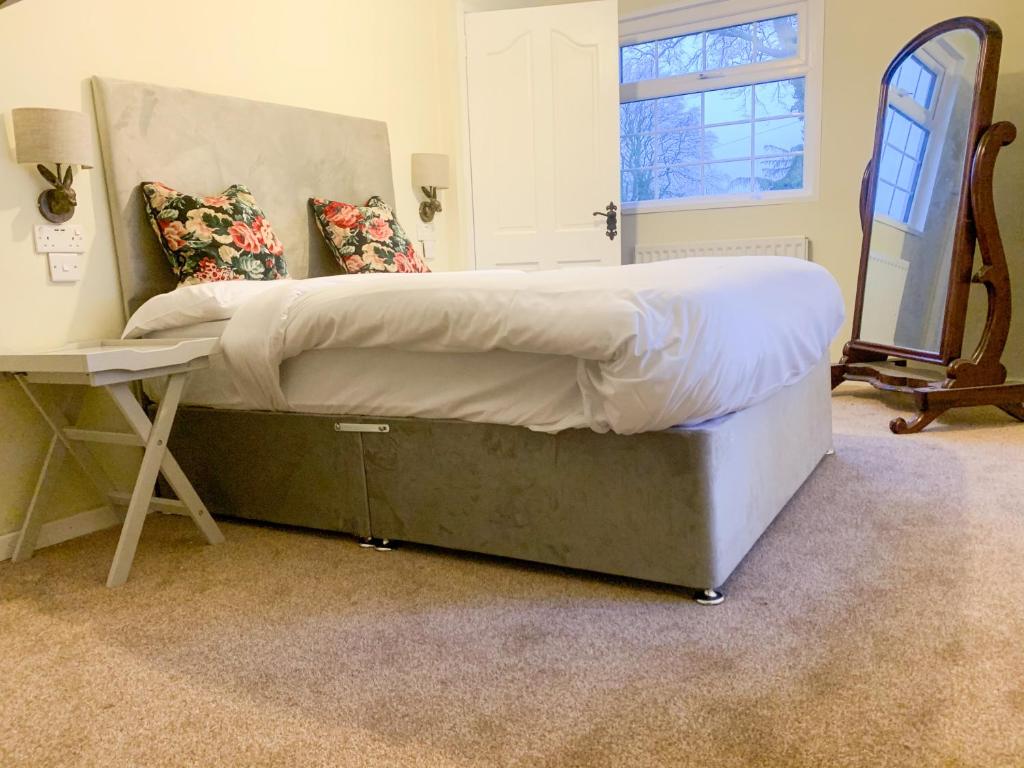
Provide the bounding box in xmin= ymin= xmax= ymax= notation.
xmin=122 ymin=280 xmax=287 ymax=338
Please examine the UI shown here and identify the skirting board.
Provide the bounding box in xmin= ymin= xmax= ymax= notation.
xmin=0 ymin=506 xmax=121 ymax=562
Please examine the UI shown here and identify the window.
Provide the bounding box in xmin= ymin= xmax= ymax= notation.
xmin=619 ymin=0 xmax=823 ymax=212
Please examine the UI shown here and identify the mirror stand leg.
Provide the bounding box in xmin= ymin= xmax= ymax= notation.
xmin=890 ymin=408 xmax=948 ymax=435
xmin=830 ymin=363 xmax=847 ymax=390
xmin=998 ymin=403 xmax=1024 ymax=422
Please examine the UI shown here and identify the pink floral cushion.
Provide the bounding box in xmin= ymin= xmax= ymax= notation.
xmin=142 ymin=182 xmax=289 ymax=286
xmin=310 ymin=195 xmax=430 ymax=274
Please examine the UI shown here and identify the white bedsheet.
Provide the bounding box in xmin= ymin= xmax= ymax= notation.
xmin=145 ymin=322 xmax=587 ymax=430
xmin=127 ymin=258 xmax=843 ymax=433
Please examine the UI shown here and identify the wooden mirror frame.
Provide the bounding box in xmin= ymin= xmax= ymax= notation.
xmin=851 ymin=17 xmax=1000 ymax=364
xmin=833 ymin=17 xmax=1024 ymax=433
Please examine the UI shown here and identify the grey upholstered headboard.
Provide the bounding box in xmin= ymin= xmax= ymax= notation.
xmin=92 ymin=77 xmax=396 ymax=317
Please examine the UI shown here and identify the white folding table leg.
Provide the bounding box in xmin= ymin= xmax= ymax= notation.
xmin=104 ymin=375 xmax=187 ymax=587
xmin=152 ymin=454 xmax=225 ymax=545
xmin=12 ymin=435 xmax=68 ymax=562
xmin=15 ymin=378 xmax=117 ymax=500
xmin=106 ymin=375 xmax=224 ymax=546
xmin=12 ymin=382 xmax=115 ymax=561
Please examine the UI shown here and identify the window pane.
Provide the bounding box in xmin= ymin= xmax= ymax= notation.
xmin=622 ymin=169 xmax=658 ymax=202
xmin=891 ymin=189 xmax=910 ymax=220
xmin=896 ymin=156 xmax=917 ymax=190
xmin=705 ymin=85 xmax=752 ymax=124
xmin=756 ymin=155 xmax=803 ymax=191
xmin=875 ymin=181 xmax=895 ymax=216
xmin=659 ymin=130 xmax=702 ymax=166
xmin=914 ymin=62 xmax=937 ymax=107
xmin=659 ymin=166 xmax=703 ymax=198
xmin=621 ymin=41 xmax=657 ymax=83
xmin=621 ymin=134 xmax=656 ymax=170
xmin=906 ymin=122 xmax=926 ymax=155
xmin=892 ymin=54 xmax=937 ymax=109
xmin=894 ymin=56 xmax=922 ymax=96
xmin=704 ymin=159 xmax=753 ymax=194
xmin=755 ymin=15 xmax=799 ymax=61
xmin=656 ymin=93 xmax=702 ymax=132
xmin=754 ymin=78 xmax=805 ymax=118
xmin=620 ymin=100 xmax=655 ymax=135
xmin=621 ymin=169 xmax=636 ymax=202
xmin=657 ymin=33 xmax=704 ymax=77
xmin=878 ymin=145 xmax=902 ymax=185
xmin=888 ymin=110 xmax=911 ymax=147
xmin=755 ymin=116 xmax=804 ymax=155
xmin=706 ymin=23 xmax=754 ymax=69
xmin=705 ymin=122 xmax=751 ymax=161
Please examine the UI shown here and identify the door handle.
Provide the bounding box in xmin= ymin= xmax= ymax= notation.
xmin=592 ymin=201 xmax=618 ymax=241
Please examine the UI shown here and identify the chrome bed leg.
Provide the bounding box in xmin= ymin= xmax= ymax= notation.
xmin=825 ymin=447 xmax=836 ymax=456
xmin=358 ymin=536 xmax=394 ymax=551
xmin=695 ymin=588 xmax=725 ymax=606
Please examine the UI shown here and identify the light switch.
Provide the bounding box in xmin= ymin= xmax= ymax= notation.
xmin=48 ymin=252 xmax=83 ymax=283
xmin=35 ymin=224 xmax=85 ymax=253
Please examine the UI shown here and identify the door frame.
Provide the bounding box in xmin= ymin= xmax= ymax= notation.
xmin=453 ymin=0 xmax=478 ymax=269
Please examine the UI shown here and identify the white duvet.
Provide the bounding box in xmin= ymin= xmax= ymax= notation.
xmin=125 ymin=258 xmax=844 ymax=434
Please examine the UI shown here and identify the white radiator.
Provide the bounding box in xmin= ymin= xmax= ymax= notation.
xmin=633 ymin=235 xmax=810 ymax=263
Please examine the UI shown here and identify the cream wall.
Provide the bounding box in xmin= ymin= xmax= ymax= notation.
xmin=619 ymin=0 xmax=1024 ymax=375
xmin=0 ymin=0 xmax=463 ymax=536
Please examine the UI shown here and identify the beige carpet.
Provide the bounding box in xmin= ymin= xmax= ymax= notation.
xmin=2 ymin=385 xmax=1023 ymax=767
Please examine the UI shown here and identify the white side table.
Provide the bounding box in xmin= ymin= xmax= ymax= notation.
xmin=0 ymin=339 xmax=225 ymax=587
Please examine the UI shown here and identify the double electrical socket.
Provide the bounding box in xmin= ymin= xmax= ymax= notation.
xmin=34 ymin=224 xmax=86 ymax=253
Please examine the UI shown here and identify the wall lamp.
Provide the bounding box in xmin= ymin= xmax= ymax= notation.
xmin=12 ymin=108 xmax=94 ymax=223
xmin=412 ymin=153 xmax=450 ymax=223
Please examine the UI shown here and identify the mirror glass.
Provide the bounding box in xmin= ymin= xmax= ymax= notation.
xmin=858 ymin=29 xmax=981 ymax=353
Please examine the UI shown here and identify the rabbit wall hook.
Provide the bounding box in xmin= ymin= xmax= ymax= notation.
xmin=35 ymin=163 xmax=78 ymax=223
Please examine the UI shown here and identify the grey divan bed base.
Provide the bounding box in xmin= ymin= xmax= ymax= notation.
xmin=94 ymin=76 xmax=833 ymax=598
xmin=163 ymin=360 xmax=831 ymax=593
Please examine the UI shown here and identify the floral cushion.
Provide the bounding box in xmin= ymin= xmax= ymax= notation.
xmin=141 ymin=182 xmax=289 ymax=286
xmin=309 ymin=195 xmax=430 ymax=274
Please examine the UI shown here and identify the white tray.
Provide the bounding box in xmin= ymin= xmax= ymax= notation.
xmin=0 ymin=338 xmax=218 ymax=374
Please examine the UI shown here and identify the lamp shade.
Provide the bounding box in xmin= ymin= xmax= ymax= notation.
xmin=12 ymin=108 xmax=94 ymax=169
xmin=411 ymin=153 xmax=450 ymax=189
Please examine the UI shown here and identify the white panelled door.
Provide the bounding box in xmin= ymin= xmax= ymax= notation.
xmin=466 ymin=0 xmax=621 ymax=270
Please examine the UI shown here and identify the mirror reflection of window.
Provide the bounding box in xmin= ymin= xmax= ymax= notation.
xmin=875 ymin=108 xmax=930 ymax=224
xmin=874 ymin=49 xmax=955 ymax=233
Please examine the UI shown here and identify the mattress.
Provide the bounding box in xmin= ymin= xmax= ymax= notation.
xmin=146 ymin=322 xmax=589 ymax=431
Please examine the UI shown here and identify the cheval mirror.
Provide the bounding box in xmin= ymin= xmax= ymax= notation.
xmin=832 ymin=17 xmax=1023 ymax=434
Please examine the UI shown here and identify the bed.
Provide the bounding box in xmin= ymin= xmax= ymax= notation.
xmin=93 ymin=76 xmax=842 ymax=602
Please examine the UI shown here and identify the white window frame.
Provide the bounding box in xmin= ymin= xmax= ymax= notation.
xmin=619 ymin=0 xmax=825 ymax=215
